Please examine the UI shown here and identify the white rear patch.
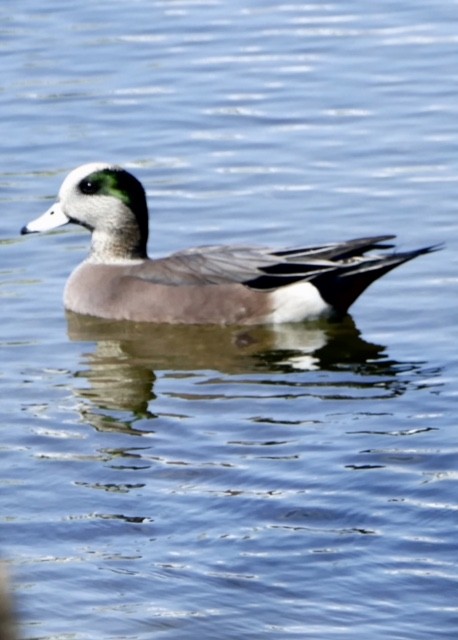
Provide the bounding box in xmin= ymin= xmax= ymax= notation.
xmin=268 ymin=281 xmax=331 ymax=323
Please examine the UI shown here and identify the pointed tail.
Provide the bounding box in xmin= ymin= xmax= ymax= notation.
xmin=311 ymin=244 xmax=441 ymax=316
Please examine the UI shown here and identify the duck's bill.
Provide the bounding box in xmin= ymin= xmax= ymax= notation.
xmin=21 ymin=202 xmax=70 ymax=235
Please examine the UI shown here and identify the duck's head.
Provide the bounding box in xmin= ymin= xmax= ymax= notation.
xmin=21 ymin=163 xmax=149 ymax=262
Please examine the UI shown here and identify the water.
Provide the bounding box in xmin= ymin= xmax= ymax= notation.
xmin=1 ymin=1 xmax=457 ymax=638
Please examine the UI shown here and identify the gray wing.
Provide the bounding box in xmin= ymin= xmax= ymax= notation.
xmin=131 ymin=236 xmax=397 ymax=287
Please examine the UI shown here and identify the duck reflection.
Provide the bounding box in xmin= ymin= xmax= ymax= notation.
xmin=66 ymin=311 xmax=411 ymax=429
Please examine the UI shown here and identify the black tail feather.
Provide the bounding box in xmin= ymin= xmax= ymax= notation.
xmin=312 ymin=244 xmax=441 ymax=316
xmin=274 ymin=235 xmax=397 ymax=261
xmin=245 ymin=235 xmax=441 ymax=315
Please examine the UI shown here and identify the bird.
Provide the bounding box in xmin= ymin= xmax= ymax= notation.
xmin=21 ymin=162 xmax=438 ymax=325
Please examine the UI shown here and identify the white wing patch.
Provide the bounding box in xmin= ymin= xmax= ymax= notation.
xmin=268 ymin=281 xmax=331 ymax=323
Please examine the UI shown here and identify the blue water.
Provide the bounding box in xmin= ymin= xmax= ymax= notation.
xmin=1 ymin=1 xmax=457 ymax=639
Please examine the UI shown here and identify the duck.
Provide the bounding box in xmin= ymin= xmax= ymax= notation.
xmin=21 ymin=162 xmax=438 ymax=325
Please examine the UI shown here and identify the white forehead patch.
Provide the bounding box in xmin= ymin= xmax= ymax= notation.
xmin=59 ymin=162 xmax=120 ymax=197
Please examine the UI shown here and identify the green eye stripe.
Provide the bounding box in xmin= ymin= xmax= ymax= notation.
xmin=80 ymin=170 xmax=132 ymax=207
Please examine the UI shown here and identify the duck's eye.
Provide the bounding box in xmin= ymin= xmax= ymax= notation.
xmin=79 ymin=179 xmax=99 ymax=195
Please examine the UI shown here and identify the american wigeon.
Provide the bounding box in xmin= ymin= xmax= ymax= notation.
xmin=21 ymin=162 xmax=438 ymax=325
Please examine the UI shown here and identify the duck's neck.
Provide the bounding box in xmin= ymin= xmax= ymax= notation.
xmin=88 ymin=227 xmax=148 ymax=264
